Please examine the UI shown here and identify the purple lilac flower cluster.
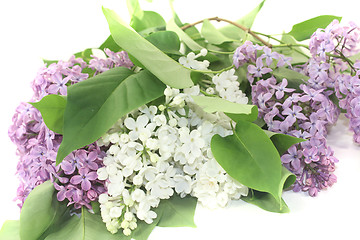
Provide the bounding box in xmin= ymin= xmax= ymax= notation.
xmin=233 ymin=41 xmax=339 ymax=196
xmin=55 ymin=146 xmax=106 ymax=209
xmin=306 ymin=20 xmax=360 ymax=143
xmin=8 ymin=49 xmax=133 ymax=208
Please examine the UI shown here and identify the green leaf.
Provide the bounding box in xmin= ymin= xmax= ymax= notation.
xmin=42 ymin=59 xmax=58 ymax=66
xmin=219 ymin=0 xmax=265 ymax=40
xmin=131 ymin=11 xmax=166 ymax=33
xmin=131 ymin=219 xmax=160 ymax=240
xmin=273 ymin=33 xmax=310 ymax=64
xmin=132 ymin=195 xmax=196 ymax=239
xmin=56 ymin=67 xmax=166 ymax=164
xmin=242 ymin=190 xmax=289 ymax=213
xmin=211 ymin=120 xmax=283 ymax=205
xmin=264 ymin=130 xmax=306 ymax=156
xmin=156 ymin=194 xmax=197 ymax=228
xmin=20 ymin=181 xmax=56 ymax=240
xmin=0 ymin=221 xmax=20 ymax=240
xmin=145 ymin=31 xmax=181 ymax=55
xmin=38 ymin=204 xmax=71 ymax=240
xmin=242 ymin=167 xmax=296 ymax=213
xmin=103 ymin=7 xmax=194 ymax=89
xmin=272 ymin=67 xmax=309 ymax=90
xmin=45 ymin=208 xmax=131 ymax=240
xmin=288 ymin=15 xmax=342 ymax=41
xmin=30 ymin=95 xmax=66 ymax=134
xmin=74 ymin=48 xmax=93 ymax=63
xmin=91 ymin=201 xmax=101 ymax=215
xmin=127 ymin=0 xmax=143 ymax=19
xmin=168 ymin=0 xmax=183 ymax=27
xmin=201 ymin=19 xmax=235 ymax=45
xmin=99 ymin=35 xmax=121 ymax=52
xmin=166 ymin=18 xmax=203 ymax=51
xmin=191 ymin=95 xmax=258 ymax=122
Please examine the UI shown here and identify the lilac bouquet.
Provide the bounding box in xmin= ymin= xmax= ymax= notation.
xmin=1 ymin=0 xmax=360 ymax=239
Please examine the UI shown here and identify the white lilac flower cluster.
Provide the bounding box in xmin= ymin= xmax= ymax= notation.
xmin=96 ymin=51 xmax=249 ymax=235
xmin=178 ymin=49 xmax=210 ymax=70
xmin=211 ymin=68 xmax=249 ymax=104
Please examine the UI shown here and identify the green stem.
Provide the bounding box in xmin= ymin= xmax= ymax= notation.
xmin=273 ymin=43 xmax=309 ymax=49
xmin=207 ymin=48 xmax=235 ymax=55
xmin=253 ymin=31 xmax=284 ymax=43
xmin=327 ymin=51 xmax=357 ymax=72
xmin=190 ymin=64 xmax=235 ymax=74
xmin=254 ymin=31 xmax=310 ymax=59
xmin=181 ymin=17 xmax=272 ymax=47
xmin=200 ymin=89 xmax=215 ymax=97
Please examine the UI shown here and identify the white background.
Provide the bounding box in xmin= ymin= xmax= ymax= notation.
xmin=1 ymin=0 xmax=360 ymax=239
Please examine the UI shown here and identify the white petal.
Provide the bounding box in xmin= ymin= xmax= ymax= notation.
xmin=124 ymin=117 xmax=136 ymax=130
xmin=136 ymin=115 xmax=149 ymax=128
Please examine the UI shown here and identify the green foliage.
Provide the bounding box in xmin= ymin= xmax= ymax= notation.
xmin=201 ymin=19 xmax=235 ymax=45
xmin=131 ymin=219 xmax=159 ymax=240
xmin=45 ymin=195 xmax=196 ymax=240
xmin=99 ymin=35 xmax=121 ymax=52
xmin=132 ymin=194 xmax=197 ymax=239
xmin=56 ymin=67 xmax=166 ymax=165
xmin=168 ymin=0 xmax=183 ymax=27
xmin=0 ymin=221 xmax=20 ymax=240
xmin=219 ymin=0 xmax=265 ymax=40
xmin=45 ymin=208 xmax=131 ymax=240
xmin=131 ymin=11 xmax=166 ymax=34
xmin=211 ymin=120 xmax=284 ymax=206
xmin=156 ymin=194 xmax=197 ymax=228
xmin=273 ymin=34 xmax=310 ymax=64
xmin=103 ymin=8 xmax=194 ymax=89
xmin=264 ymin=130 xmax=306 ymax=155
xmin=127 ymin=0 xmax=143 ymax=19
xmin=19 ymin=181 xmax=57 ymax=240
xmin=6 ymin=187 xmax=196 ymax=240
xmin=74 ymin=48 xmax=93 ymax=63
xmin=191 ymin=95 xmax=258 ymax=122
xmin=30 ymin=95 xmax=66 ymax=134
xmin=288 ymin=15 xmax=342 ymax=41
xmin=167 ymin=18 xmax=203 ymax=51
xmin=42 ymin=59 xmax=58 ymax=66
xmin=145 ymin=31 xmax=181 ymax=55
xmin=242 ymin=167 xmax=296 ymax=213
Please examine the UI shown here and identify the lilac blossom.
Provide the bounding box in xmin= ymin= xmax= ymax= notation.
xmin=235 ymin=40 xmax=339 ymax=196
xmin=262 ymin=47 xmax=279 ymax=66
xmin=70 ymin=168 xmax=98 ymax=191
xmin=247 ymin=57 xmax=272 ymax=77
xmin=272 ymin=78 xmax=295 ymax=99
xmin=9 ymin=49 xmax=133 ymax=208
xmin=47 ymin=73 xmax=70 ymax=95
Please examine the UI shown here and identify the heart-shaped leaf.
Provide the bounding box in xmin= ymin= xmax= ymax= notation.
xmin=211 ymin=120 xmax=283 ymax=205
